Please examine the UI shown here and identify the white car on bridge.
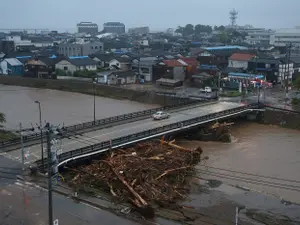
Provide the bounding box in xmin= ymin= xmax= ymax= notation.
xmin=152 ymin=111 xmax=170 ymax=120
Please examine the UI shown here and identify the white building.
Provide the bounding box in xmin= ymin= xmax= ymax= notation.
xmin=55 ymin=57 xmax=97 ymax=74
xmin=278 ymin=61 xmax=294 ymax=84
xmin=270 ymin=29 xmax=300 ymax=47
xmin=228 ymin=53 xmax=255 ymax=69
xmin=245 ymin=29 xmax=274 ymax=45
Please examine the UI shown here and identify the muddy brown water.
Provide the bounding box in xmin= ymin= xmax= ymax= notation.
xmin=178 ymin=122 xmax=300 ymax=204
xmin=0 ymin=85 xmax=158 ymax=130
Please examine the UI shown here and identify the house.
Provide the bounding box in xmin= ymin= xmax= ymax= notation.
xmin=247 ymin=58 xmax=280 ymax=83
xmin=96 ymin=71 xmax=136 ymax=85
xmin=132 ymin=57 xmax=159 ymax=82
xmin=55 ymin=57 xmax=97 ymax=74
xmin=0 ymin=58 xmax=23 ymax=75
xmin=178 ymin=57 xmax=199 ymax=77
xmin=90 ymin=53 xmax=115 ymax=68
xmin=157 ymin=59 xmax=187 ymax=82
xmin=109 ymin=56 xmax=131 ymax=71
xmin=228 ymin=53 xmax=255 ymax=69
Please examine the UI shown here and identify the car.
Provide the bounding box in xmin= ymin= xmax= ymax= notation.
xmin=152 ymin=111 xmax=170 ymax=120
xmin=200 ymin=86 xmax=212 ymax=93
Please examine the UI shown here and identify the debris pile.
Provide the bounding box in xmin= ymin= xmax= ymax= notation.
xmin=68 ymin=140 xmax=202 ymax=217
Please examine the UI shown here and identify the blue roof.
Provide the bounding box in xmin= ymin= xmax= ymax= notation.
xmin=204 ymin=46 xmax=248 ymax=51
xmin=68 ymin=56 xmax=89 ymax=59
xmin=200 ymin=64 xmax=218 ymax=69
xmin=191 ymin=42 xmax=201 ymax=45
xmin=16 ymin=56 xmax=32 ymax=59
xmin=228 ymin=72 xmax=264 ymax=79
xmin=49 ymin=55 xmax=57 ymax=59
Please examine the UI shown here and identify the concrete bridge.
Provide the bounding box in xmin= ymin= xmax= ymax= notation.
xmin=1 ymin=101 xmax=263 ymax=170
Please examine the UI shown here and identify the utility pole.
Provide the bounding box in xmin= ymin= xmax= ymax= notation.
xmin=46 ymin=123 xmax=54 ymax=225
xmin=235 ymin=207 xmax=239 ymax=225
xmin=285 ymin=42 xmax=292 ymax=99
xmin=35 ymin=100 xmax=44 ymax=170
xmin=19 ymin=123 xmax=24 ymax=169
xmin=93 ymin=81 xmax=96 ymax=124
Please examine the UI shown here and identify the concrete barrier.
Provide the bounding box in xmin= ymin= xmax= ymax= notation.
xmin=0 ymin=76 xmax=195 ymax=106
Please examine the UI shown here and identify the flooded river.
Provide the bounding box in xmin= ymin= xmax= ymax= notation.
xmin=0 ymin=85 xmax=157 ymax=130
xmin=179 ymin=122 xmax=300 ymax=204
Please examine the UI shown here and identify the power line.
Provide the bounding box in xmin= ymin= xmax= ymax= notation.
xmin=197 ymin=164 xmax=300 ymax=184
xmin=196 ymin=169 xmax=300 ymax=192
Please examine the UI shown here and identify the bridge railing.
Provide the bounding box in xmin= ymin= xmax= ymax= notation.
xmin=36 ymin=103 xmax=259 ymax=170
xmin=0 ymin=99 xmax=203 ymax=148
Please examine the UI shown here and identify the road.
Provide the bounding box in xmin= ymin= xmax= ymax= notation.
xmin=0 ymin=157 xmax=139 ymax=225
xmin=1 ymin=102 xmax=242 ymax=165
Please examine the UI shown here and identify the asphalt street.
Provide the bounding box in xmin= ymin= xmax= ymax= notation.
xmin=1 ymin=101 xmax=242 ymax=165
xmin=0 ymin=155 xmax=139 ymax=225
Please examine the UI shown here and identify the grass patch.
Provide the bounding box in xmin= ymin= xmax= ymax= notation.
xmin=0 ymin=130 xmax=18 ymax=141
xmin=219 ymin=91 xmax=242 ymax=97
xmin=291 ymin=98 xmax=300 ymax=105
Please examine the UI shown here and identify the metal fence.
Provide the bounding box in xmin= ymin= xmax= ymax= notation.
xmin=36 ymin=103 xmax=260 ymax=170
xmin=1 ymin=99 xmax=203 ymax=148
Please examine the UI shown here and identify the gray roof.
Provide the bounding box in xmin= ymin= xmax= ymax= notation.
xmin=5 ymin=58 xmax=23 ymax=66
xmin=249 ymin=58 xmax=280 ymax=64
xmin=68 ymin=58 xmax=97 ymax=66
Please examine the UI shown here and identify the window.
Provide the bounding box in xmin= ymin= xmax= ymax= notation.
xmin=73 ymin=48 xmax=75 ymax=51
xmin=95 ymin=46 xmax=98 ymax=49
xmin=63 ymin=66 xmax=68 ymax=71
xmin=91 ymin=46 xmax=93 ymax=49
xmin=99 ymin=46 xmax=102 ymax=49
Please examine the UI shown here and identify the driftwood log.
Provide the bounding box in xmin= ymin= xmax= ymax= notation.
xmin=68 ymin=140 xmax=202 ymax=218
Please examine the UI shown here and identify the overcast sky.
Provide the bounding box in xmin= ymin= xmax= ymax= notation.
xmin=1 ymin=0 xmax=299 ymax=31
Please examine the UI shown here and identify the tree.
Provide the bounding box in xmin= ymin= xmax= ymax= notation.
xmin=214 ymin=25 xmax=225 ymax=31
xmin=195 ymin=24 xmax=212 ymax=34
xmin=175 ymin=26 xmax=184 ymax=35
xmin=0 ymin=112 xmax=5 ymax=128
xmin=220 ymin=32 xmax=228 ymax=44
xmin=295 ymin=76 xmax=300 ymax=90
xmin=183 ymin=24 xmax=194 ymax=36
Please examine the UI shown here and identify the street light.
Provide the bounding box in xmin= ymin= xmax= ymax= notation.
xmin=34 ymin=100 xmax=44 ymax=170
xmin=93 ymin=80 xmax=96 ymax=124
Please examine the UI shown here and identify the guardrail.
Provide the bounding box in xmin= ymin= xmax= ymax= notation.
xmin=36 ymin=103 xmax=260 ymax=170
xmin=265 ymin=105 xmax=300 ymax=114
xmin=1 ymin=99 xmax=203 ymax=148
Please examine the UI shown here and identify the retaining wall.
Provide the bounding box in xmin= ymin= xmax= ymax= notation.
xmin=0 ymin=76 xmax=193 ymax=106
xmin=263 ymin=109 xmax=300 ymax=130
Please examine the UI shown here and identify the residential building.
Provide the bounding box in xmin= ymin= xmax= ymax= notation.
xmin=5 ymin=36 xmax=33 ymax=51
xmin=0 ymin=40 xmax=14 ymax=55
xmin=77 ymin=22 xmax=98 ymax=34
xmin=158 ymin=59 xmax=187 ymax=81
xmin=109 ymin=56 xmax=131 ymax=71
xmin=132 ymin=57 xmax=159 ymax=82
xmin=90 ymin=53 xmax=115 ymax=68
xmin=278 ymin=59 xmax=293 ymax=85
xmin=128 ymin=26 xmax=150 ymax=34
xmin=103 ymin=22 xmax=125 ymax=34
xmin=228 ymin=53 xmax=255 ymax=69
xmin=58 ymin=40 xmax=104 ymax=57
xmin=245 ymin=29 xmax=274 ymax=46
xmin=270 ymin=29 xmax=300 ymax=47
xmin=0 ymin=58 xmax=24 ymax=75
xmin=55 ymin=57 xmax=97 ymax=74
xmin=178 ymin=57 xmax=199 ymax=78
xmin=96 ymin=71 xmax=136 ymax=85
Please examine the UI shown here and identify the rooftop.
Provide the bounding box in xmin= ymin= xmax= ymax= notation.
xmin=229 ymin=53 xmax=255 ymax=61
xmin=67 ymin=57 xmax=97 ymax=66
xmin=203 ymin=46 xmax=248 ymax=51
xmin=5 ymin=58 xmax=23 ymax=66
xmin=162 ymin=59 xmax=186 ymax=67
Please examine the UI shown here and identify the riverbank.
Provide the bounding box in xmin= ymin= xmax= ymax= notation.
xmin=0 ymin=76 xmax=191 ymax=106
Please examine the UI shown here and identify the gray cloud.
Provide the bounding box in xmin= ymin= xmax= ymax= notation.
xmin=0 ymin=0 xmax=299 ymax=31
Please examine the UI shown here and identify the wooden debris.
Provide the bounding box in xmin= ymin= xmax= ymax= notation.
xmin=67 ymin=140 xmax=202 ymax=218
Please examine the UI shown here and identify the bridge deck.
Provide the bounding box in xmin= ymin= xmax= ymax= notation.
xmin=1 ymin=102 xmax=242 ymax=164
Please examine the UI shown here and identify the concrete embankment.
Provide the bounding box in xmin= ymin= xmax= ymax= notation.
xmin=263 ymin=109 xmax=300 ymax=129
xmin=0 ymin=76 xmax=189 ymax=106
